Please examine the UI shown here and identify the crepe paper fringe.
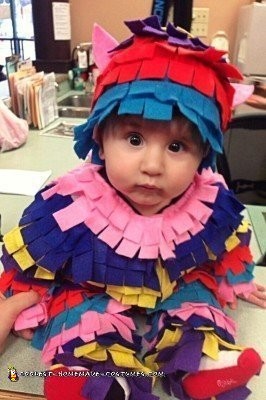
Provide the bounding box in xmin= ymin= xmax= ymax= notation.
xmin=17 ymin=291 xmax=135 ymax=365
xmin=1 ymin=165 xmax=250 ymax=299
xmin=58 ymin=331 xmax=143 ymax=362
xmin=144 ymin=323 xmax=243 ymax=388
xmin=92 ymin=16 xmax=242 ymax=130
xmin=72 ymin=341 xmax=151 ymax=377
xmin=82 ymin=360 xmax=159 ymax=400
xmin=14 ymin=301 xmax=48 ymax=330
xmin=226 ymin=262 xmax=255 ymax=286
xmin=213 ymin=245 xmax=254 ymax=277
xmin=166 ymin=314 xmax=234 ymax=346
xmin=0 ymin=247 xmax=20 ymax=273
xmin=52 ymin=354 xmax=252 ymax=400
xmin=148 ymin=328 xmax=205 ymax=374
xmin=47 ymin=357 xmax=159 ymax=400
xmin=0 ymin=268 xmax=17 ymax=293
xmin=161 ymin=371 xmax=190 ymax=400
xmin=104 ymin=260 xmax=174 ymax=309
xmin=145 ymin=312 xmax=235 ymax=353
xmin=74 ymin=80 xmax=223 ymax=167
xmin=41 ymin=301 xmax=135 ymax=364
xmin=30 ymin=295 xmax=111 ymax=350
xmin=167 ymin=302 xmax=236 ymax=337
xmin=106 ymin=284 xmax=161 ymax=309
xmin=13 ymin=288 xmax=109 ymax=331
xmin=2 ymin=165 xmax=245 ymax=295
xmin=147 ymin=280 xmax=221 ymax=315
xmin=0 ymin=268 xmax=50 ymax=298
xmin=144 ymin=280 xmax=236 ymax=345
xmin=218 ymin=280 xmax=256 ymax=305
xmin=54 ymin=350 xmax=252 ymax=400
xmin=37 ymin=293 xmax=115 ymax=336
xmin=122 ymin=16 xmax=208 ymax=51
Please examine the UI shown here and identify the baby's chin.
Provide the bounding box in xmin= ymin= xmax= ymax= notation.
xmin=126 ymin=197 xmax=173 ymax=216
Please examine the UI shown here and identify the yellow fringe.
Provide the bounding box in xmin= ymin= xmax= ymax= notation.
xmin=74 ymin=342 xmax=151 ymax=374
xmin=146 ymin=325 xmax=244 ymax=370
xmin=106 ymin=285 xmax=160 ymax=308
xmin=34 ymin=266 xmax=55 ymax=280
xmin=155 ymin=259 xmax=175 ymax=301
xmin=4 ymin=227 xmax=24 ymax=254
xmin=13 ymin=246 xmax=35 ymax=270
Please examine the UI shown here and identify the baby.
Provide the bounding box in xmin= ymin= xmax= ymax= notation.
xmin=0 ymin=16 xmax=265 ymax=400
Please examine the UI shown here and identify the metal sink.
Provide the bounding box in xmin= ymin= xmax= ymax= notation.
xmin=58 ymin=107 xmax=90 ymax=119
xmin=57 ymin=93 xmax=93 ymax=108
xmin=57 ymin=93 xmax=93 ymax=119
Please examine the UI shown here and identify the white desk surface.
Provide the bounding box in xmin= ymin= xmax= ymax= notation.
xmin=0 ymin=125 xmax=265 ymax=399
xmin=0 ymin=123 xmax=81 ymax=234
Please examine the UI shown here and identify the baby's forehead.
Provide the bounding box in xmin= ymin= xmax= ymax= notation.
xmin=107 ymin=113 xmax=193 ymax=130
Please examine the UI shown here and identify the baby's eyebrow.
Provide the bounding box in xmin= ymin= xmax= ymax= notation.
xmin=171 ymin=130 xmax=194 ymax=143
xmin=172 ymin=122 xmax=197 ymax=141
xmin=121 ymin=121 xmax=142 ymax=130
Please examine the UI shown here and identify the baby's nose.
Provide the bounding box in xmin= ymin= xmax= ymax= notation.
xmin=141 ymin=146 xmax=164 ymax=175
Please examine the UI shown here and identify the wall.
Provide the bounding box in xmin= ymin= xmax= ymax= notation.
xmin=69 ymin=0 xmax=253 ymax=58
xmin=194 ymin=0 xmax=252 ymax=56
xmin=69 ymin=0 xmax=152 ymax=45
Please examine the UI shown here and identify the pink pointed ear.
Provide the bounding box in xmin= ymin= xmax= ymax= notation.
xmin=231 ymin=83 xmax=254 ymax=107
xmin=92 ymin=23 xmax=119 ymax=72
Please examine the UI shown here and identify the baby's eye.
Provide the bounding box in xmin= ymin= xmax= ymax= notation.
xmin=128 ymin=134 xmax=143 ymax=146
xmin=168 ymin=142 xmax=184 ymax=152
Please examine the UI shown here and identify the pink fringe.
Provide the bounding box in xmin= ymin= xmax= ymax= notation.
xmin=42 ymin=164 xmax=224 ymax=260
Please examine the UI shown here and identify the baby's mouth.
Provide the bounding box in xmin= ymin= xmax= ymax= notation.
xmin=138 ymin=184 xmax=158 ymax=189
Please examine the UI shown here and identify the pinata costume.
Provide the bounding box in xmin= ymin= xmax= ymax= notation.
xmin=0 ymin=17 xmax=263 ymax=400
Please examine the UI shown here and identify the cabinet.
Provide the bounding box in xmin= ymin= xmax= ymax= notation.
xmin=32 ymin=0 xmax=71 ymax=73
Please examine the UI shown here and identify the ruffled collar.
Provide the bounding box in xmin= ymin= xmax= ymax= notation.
xmin=42 ymin=164 xmax=226 ymax=260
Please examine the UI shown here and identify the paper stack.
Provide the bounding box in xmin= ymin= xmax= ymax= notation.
xmin=8 ymin=66 xmax=58 ymax=130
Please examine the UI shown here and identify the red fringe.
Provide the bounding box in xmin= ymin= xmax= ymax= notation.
xmin=92 ymin=38 xmax=242 ymax=130
xmin=0 ymin=269 xmax=16 ymax=293
xmin=212 ymin=245 xmax=253 ymax=277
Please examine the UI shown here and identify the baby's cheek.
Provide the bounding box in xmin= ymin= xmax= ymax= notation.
xmin=105 ymin=168 xmax=126 ymax=192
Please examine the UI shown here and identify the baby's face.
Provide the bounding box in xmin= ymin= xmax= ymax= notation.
xmin=99 ymin=115 xmax=205 ymax=215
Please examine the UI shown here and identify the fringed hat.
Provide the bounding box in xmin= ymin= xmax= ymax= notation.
xmin=74 ymin=16 xmax=253 ymax=168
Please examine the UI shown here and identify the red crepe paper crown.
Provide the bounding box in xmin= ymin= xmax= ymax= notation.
xmin=92 ymin=18 xmax=253 ymax=132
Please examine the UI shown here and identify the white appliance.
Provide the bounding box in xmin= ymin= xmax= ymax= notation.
xmin=233 ymin=2 xmax=266 ymax=76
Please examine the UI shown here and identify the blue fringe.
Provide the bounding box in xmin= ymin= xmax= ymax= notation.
xmin=73 ymin=80 xmax=223 ymax=168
